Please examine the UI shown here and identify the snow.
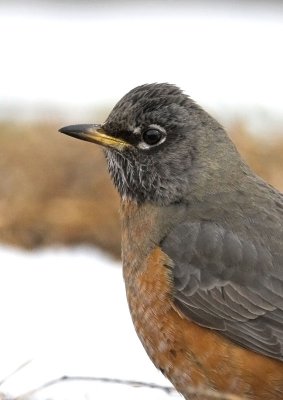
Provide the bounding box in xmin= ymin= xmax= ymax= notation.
xmin=0 ymin=246 xmax=180 ymax=399
xmin=1 ymin=2 xmax=283 ymax=133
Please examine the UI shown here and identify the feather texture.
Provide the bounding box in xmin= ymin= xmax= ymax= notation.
xmin=162 ymin=220 xmax=283 ymax=361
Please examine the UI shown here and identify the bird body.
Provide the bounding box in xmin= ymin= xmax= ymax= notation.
xmin=121 ymin=197 xmax=283 ymax=399
xmin=59 ymin=83 xmax=283 ymax=399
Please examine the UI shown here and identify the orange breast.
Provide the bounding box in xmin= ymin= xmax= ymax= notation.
xmin=124 ymin=246 xmax=283 ymax=400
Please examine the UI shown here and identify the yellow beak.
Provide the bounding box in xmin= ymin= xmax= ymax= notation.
xmin=59 ymin=124 xmax=128 ymax=150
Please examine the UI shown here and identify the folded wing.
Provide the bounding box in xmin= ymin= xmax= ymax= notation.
xmin=161 ymin=221 xmax=283 ymax=360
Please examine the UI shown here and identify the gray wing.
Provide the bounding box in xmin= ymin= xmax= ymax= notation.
xmin=161 ymin=221 xmax=283 ymax=361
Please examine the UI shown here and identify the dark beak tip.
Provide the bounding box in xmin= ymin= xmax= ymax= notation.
xmin=58 ymin=124 xmax=101 ymax=136
xmin=58 ymin=125 xmax=78 ymax=135
xmin=58 ymin=125 xmax=71 ymax=135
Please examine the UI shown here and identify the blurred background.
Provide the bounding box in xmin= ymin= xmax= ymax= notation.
xmin=0 ymin=0 xmax=282 ymax=399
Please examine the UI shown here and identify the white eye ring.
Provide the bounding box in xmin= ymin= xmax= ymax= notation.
xmin=137 ymin=124 xmax=166 ymax=149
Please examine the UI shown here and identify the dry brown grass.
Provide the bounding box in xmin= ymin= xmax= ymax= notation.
xmin=0 ymin=121 xmax=282 ymax=257
xmin=0 ymin=122 xmax=120 ymax=256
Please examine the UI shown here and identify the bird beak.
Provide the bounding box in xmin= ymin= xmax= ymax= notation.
xmin=59 ymin=124 xmax=128 ymax=150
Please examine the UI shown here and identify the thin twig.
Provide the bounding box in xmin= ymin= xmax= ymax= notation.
xmin=15 ymin=376 xmax=175 ymax=399
xmin=0 ymin=360 xmax=33 ymax=387
xmin=15 ymin=375 xmax=245 ymax=400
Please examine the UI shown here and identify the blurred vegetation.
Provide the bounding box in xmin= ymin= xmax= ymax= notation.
xmin=0 ymin=122 xmax=282 ymax=258
xmin=0 ymin=122 xmax=120 ymax=257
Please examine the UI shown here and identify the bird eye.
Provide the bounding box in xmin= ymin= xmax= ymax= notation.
xmin=142 ymin=129 xmax=163 ymax=146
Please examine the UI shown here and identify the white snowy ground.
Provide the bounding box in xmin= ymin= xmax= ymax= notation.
xmin=1 ymin=2 xmax=283 ymax=133
xmin=0 ymin=246 xmax=181 ymax=399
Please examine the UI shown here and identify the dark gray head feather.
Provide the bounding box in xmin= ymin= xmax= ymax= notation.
xmin=103 ymin=83 xmax=245 ymax=204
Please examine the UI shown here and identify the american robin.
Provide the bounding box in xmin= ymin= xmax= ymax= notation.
xmin=59 ymin=83 xmax=283 ymax=399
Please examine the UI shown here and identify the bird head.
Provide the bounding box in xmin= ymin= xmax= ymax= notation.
xmin=59 ymin=83 xmax=239 ymax=205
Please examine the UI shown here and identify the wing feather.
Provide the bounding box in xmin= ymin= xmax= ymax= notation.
xmin=161 ymin=221 xmax=283 ymax=361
